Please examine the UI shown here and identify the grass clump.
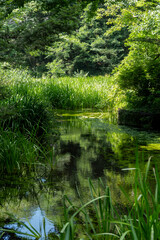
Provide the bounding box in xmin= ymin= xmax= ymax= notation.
xmin=0 ymin=69 xmax=52 ymax=137
xmin=0 ymin=129 xmax=39 ymax=173
xmin=1 ymin=95 xmax=50 ymax=137
xmin=0 ymin=94 xmax=55 ymax=173
xmin=0 ymin=68 xmax=55 ymax=173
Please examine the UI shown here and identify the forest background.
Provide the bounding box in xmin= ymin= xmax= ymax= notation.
xmin=0 ymin=0 xmax=160 ymax=111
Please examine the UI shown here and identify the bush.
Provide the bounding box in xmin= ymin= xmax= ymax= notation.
xmin=115 ymin=47 xmax=160 ymax=110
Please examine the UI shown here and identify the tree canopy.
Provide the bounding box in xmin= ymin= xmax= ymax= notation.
xmin=46 ymin=3 xmax=128 ymax=76
xmin=0 ymin=0 xmax=104 ymax=68
xmin=100 ymin=0 xmax=160 ymax=109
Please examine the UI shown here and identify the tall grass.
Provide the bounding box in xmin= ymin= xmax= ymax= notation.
xmin=0 ymin=67 xmax=125 ymax=111
xmin=42 ymin=76 xmax=125 ymax=110
xmin=0 ymin=129 xmax=40 ymax=173
xmin=0 ymin=68 xmax=55 ymax=173
xmin=60 ymin=179 xmax=115 ymax=240
xmin=1 ymin=95 xmax=51 ymax=137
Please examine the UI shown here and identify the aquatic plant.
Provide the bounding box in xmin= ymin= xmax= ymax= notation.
xmin=0 ymin=67 xmax=125 ymax=112
xmin=59 ymin=157 xmax=160 ymax=239
xmin=42 ymin=75 xmax=125 ymax=111
xmin=1 ymin=95 xmax=51 ymax=137
xmin=0 ymin=129 xmax=40 ymax=173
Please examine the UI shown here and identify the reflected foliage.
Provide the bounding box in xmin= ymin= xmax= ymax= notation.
xmin=1 ymin=113 xmax=160 ymax=238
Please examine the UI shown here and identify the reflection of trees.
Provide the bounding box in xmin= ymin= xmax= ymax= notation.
xmin=0 ymin=167 xmax=55 ymax=221
xmin=60 ymin=141 xmax=81 ymax=189
xmin=49 ymin=116 xmax=160 ymax=211
xmin=1 ymin=115 xmax=160 ymax=235
xmin=48 ymin=120 xmax=133 ymax=211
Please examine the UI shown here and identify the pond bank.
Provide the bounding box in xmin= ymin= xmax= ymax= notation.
xmin=118 ymin=108 xmax=160 ymax=131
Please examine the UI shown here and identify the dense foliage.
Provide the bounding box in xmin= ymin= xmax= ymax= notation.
xmin=0 ymin=0 xmax=104 ymax=74
xmin=0 ymin=1 xmax=160 ymax=239
xmin=104 ymin=0 xmax=160 ymax=109
xmin=1 ymin=0 xmax=159 ymax=110
xmin=47 ymin=4 xmax=128 ymax=76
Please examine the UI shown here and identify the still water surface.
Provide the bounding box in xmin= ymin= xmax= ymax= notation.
xmin=1 ymin=110 xmax=160 ymax=239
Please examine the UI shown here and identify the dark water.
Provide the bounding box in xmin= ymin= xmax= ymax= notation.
xmin=1 ymin=110 xmax=160 ymax=239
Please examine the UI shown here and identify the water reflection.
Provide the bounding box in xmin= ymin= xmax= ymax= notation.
xmin=3 ymin=208 xmax=55 ymax=240
xmin=1 ymin=110 xmax=160 ymax=238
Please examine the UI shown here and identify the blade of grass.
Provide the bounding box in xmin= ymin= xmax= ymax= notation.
xmin=0 ymin=228 xmax=40 ymax=238
xmin=120 ymin=230 xmax=131 ymax=240
xmin=94 ymin=232 xmax=120 ymax=238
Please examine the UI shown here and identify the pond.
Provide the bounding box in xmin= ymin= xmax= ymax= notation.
xmin=1 ymin=110 xmax=160 ymax=239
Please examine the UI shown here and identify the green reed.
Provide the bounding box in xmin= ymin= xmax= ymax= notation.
xmin=42 ymin=75 xmax=124 ymax=110
xmin=0 ymin=68 xmax=56 ymax=175
xmin=0 ymin=129 xmax=39 ymax=173
xmin=59 ymin=157 xmax=160 ymax=239
xmin=1 ymin=67 xmax=125 ymax=111
xmin=123 ymin=157 xmax=160 ymax=239
xmin=2 ymin=95 xmax=50 ymax=136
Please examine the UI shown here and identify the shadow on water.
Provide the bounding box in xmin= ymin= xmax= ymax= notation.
xmin=1 ymin=110 xmax=160 ymax=238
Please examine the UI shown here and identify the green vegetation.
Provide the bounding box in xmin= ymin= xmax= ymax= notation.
xmin=42 ymin=75 xmax=124 ymax=110
xmin=0 ymin=129 xmax=39 ymax=173
xmin=0 ymin=67 xmax=125 ymax=111
xmin=0 ymin=68 xmax=53 ymax=173
xmin=1 ymin=0 xmax=159 ymax=112
xmin=0 ymin=0 xmax=159 ymax=110
xmin=46 ymin=4 xmax=128 ymax=77
xmin=0 ymin=66 xmax=125 ymax=173
xmin=0 ymin=0 xmax=104 ymax=75
xmin=105 ymin=0 xmax=160 ymax=110
xmin=1 ymin=158 xmax=160 ymax=239
xmin=0 ymin=0 xmax=160 ymax=239
xmin=1 ymin=95 xmax=50 ymax=136
xmin=59 ymin=158 xmax=160 ymax=239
